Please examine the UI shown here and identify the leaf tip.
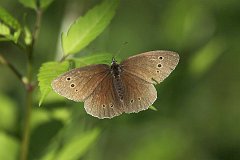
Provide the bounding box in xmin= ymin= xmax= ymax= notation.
xmin=149 ymin=105 xmax=158 ymax=111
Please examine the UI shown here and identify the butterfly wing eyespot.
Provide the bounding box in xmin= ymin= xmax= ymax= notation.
xmin=159 ymin=56 xmax=163 ymax=60
xmin=121 ymin=50 xmax=179 ymax=84
xmin=84 ymin=74 xmax=124 ymax=119
xmin=51 ymin=64 xmax=110 ymax=102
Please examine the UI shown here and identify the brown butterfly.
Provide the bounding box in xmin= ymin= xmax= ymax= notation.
xmin=51 ymin=50 xmax=179 ymax=119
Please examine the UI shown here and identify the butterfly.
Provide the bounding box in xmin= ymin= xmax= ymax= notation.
xmin=51 ymin=50 xmax=179 ymax=119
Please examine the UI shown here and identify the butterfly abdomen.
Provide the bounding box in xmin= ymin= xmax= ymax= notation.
xmin=113 ymin=75 xmax=124 ymax=101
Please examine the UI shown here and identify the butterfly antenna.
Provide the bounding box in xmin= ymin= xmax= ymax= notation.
xmin=114 ymin=41 xmax=129 ymax=57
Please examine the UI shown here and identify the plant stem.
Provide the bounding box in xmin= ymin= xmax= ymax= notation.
xmin=60 ymin=54 xmax=69 ymax=62
xmin=20 ymin=8 xmax=43 ymax=160
xmin=20 ymin=90 xmax=33 ymax=160
xmin=0 ymin=54 xmax=25 ymax=84
xmin=29 ymin=9 xmax=42 ymax=60
xmin=11 ymin=41 xmax=26 ymax=52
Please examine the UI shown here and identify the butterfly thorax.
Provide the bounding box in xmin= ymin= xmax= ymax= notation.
xmin=111 ymin=60 xmax=121 ymax=76
xmin=111 ymin=60 xmax=124 ymax=101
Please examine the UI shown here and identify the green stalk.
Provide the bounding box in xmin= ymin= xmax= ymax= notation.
xmin=20 ymin=89 xmax=33 ymax=160
xmin=0 ymin=54 xmax=24 ymax=83
xmin=20 ymin=8 xmax=42 ymax=160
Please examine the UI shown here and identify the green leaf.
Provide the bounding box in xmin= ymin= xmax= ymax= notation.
xmin=40 ymin=0 xmax=55 ymax=9
xmin=24 ymin=26 xmax=32 ymax=45
xmin=19 ymin=0 xmax=36 ymax=9
xmin=56 ymin=128 xmax=100 ymax=160
xmin=31 ymin=109 xmax=51 ymax=131
xmin=38 ymin=53 xmax=113 ymax=106
xmin=189 ymin=37 xmax=226 ymax=77
xmin=62 ymin=0 xmax=119 ymax=55
xmin=0 ymin=23 xmax=10 ymax=36
xmin=40 ymin=146 xmax=58 ymax=160
xmin=0 ymin=7 xmax=21 ymax=30
xmin=38 ymin=61 xmax=69 ymax=106
xmin=30 ymin=119 xmax=64 ymax=160
xmin=19 ymin=0 xmax=55 ymax=9
xmin=0 ymin=93 xmax=17 ymax=132
xmin=149 ymin=105 xmax=158 ymax=111
xmin=73 ymin=53 xmax=114 ymax=66
xmin=13 ymin=29 xmax=21 ymax=43
xmin=0 ymin=7 xmax=21 ymax=43
xmin=0 ymin=132 xmax=19 ymax=160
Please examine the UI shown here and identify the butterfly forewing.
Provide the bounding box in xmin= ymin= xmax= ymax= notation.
xmin=84 ymin=74 xmax=124 ymax=119
xmin=121 ymin=51 xmax=179 ymax=84
xmin=121 ymin=71 xmax=157 ymax=113
xmin=51 ymin=64 xmax=110 ymax=101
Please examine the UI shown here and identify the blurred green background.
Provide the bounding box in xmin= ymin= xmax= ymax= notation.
xmin=1 ymin=0 xmax=240 ymax=160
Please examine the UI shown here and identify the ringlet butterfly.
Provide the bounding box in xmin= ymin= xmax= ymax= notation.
xmin=51 ymin=50 xmax=179 ymax=119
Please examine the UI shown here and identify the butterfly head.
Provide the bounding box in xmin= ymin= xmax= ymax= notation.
xmin=111 ymin=57 xmax=117 ymax=65
xmin=111 ymin=57 xmax=121 ymax=75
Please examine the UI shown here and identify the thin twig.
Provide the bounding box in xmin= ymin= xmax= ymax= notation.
xmin=28 ymin=9 xmax=42 ymax=61
xmin=60 ymin=54 xmax=70 ymax=62
xmin=0 ymin=54 xmax=26 ymax=84
xmin=11 ymin=41 xmax=26 ymax=53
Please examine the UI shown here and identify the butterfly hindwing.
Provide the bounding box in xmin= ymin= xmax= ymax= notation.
xmin=84 ymin=74 xmax=124 ymax=119
xmin=121 ymin=51 xmax=179 ymax=84
xmin=121 ymin=71 xmax=157 ymax=113
xmin=51 ymin=64 xmax=110 ymax=101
